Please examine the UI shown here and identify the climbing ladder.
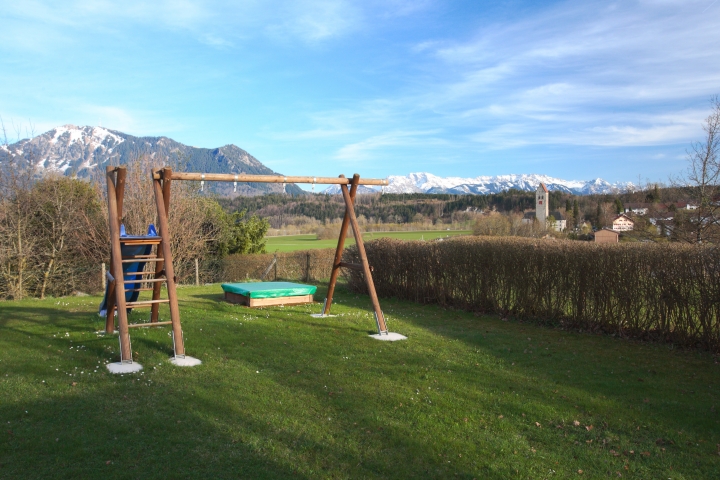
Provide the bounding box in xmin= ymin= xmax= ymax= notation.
xmin=104 ymin=166 xmax=188 ymax=367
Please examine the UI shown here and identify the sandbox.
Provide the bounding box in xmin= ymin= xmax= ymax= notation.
xmin=221 ymin=282 xmax=317 ymax=307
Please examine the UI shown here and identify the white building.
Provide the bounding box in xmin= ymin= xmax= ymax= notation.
xmin=536 ymin=183 xmax=549 ymax=224
xmin=612 ymin=213 xmax=634 ymax=232
xmin=520 ymin=183 xmax=566 ymax=231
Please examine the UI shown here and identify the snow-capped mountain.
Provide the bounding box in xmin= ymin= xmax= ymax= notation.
xmin=2 ymin=126 xmax=635 ymax=197
xmin=0 ymin=125 xmax=301 ymax=195
xmin=320 ymin=184 xmax=382 ymax=195
xmin=376 ymin=172 xmax=634 ymax=195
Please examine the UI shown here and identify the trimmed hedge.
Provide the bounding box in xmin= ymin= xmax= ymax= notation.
xmin=343 ymin=237 xmax=720 ymax=351
xmin=222 ymin=249 xmax=336 ymax=283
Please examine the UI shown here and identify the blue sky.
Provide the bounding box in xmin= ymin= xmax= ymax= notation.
xmin=1 ymin=0 xmax=719 ymax=183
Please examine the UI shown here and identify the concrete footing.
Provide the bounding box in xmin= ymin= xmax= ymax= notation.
xmin=106 ymin=362 xmax=143 ymax=374
xmin=170 ymin=356 xmax=202 ymax=367
xmin=369 ymin=332 xmax=407 ymax=341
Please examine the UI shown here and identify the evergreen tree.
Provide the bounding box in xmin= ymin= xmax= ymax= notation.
xmin=614 ymin=198 xmax=624 ymax=215
xmin=573 ymin=199 xmax=579 ymax=229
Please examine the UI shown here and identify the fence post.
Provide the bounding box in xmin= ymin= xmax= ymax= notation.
xmin=195 ymin=258 xmax=199 ymax=286
xmin=306 ymin=252 xmax=311 ymax=282
xmin=102 ymin=263 xmax=106 ymax=291
xmin=274 ymin=254 xmax=278 ymax=281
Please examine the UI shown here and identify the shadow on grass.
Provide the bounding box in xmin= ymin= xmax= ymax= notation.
xmin=0 ymin=383 xmax=308 ymax=480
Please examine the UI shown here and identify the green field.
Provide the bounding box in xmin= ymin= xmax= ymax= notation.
xmin=1 ymin=284 xmax=719 ymax=478
xmin=265 ymin=230 xmax=472 ymax=252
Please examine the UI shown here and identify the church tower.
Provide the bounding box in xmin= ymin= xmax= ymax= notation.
xmin=536 ymin=183 xmax=549 ymax=224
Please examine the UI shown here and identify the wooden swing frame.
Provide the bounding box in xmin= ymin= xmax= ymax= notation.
xmin=105 ymin=166 xmax=390 ymax=364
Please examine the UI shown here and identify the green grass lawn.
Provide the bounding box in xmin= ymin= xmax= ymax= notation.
xmin=1 ymin=285 xmax=719 ymax=479
xmin=265 ymin=230 xmax=472 ymax=252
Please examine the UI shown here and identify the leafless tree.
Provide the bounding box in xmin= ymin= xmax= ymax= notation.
xmin=105 ymin=155 xmax=227 ymax=283
xmin=671 ymin=96 xmax=720 ymax=243
xmin=0 ymin=158 xmax=39 ymax=299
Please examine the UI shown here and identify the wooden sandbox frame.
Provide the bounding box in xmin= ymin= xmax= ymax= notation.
xmin=224 ymin=291 xmax=315 ymax=308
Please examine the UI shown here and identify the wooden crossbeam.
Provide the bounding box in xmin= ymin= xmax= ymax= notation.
xmin=152 ymin=171 xmax=388 ymax=185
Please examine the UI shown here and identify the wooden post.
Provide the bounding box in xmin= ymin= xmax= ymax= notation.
xmin=339 ymin=174 xmax=388 ymax=333
xmin=151 ymin=167 xmax=172 ymax=323
xmin=115 ymin=167 xmax=127 ymax=229
xmin=324 ymin=175 xmax=359 ymax=315
xmin=152 ymin=172 xmax=185 ymax=356
xmin=195 ymin=258 xmax=199 ymax=286
xmin=305 ymin=252 xmax=310 ymax=282
xmin=105 ymin=166 xmax=132 ymax=359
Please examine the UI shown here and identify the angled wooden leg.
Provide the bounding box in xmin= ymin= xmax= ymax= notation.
xmin=150 ymin=168 xmax=172 ymax=323
xmin=152 ymin=171 xmax=184 ymax=356
xmin=105 ymin=167 xmax=126 ymax=334
xmin=106 ymin=166 xmax=132 ymax=361
xmin=105 ymin=274 xmax=116 ymax=333
xmin=115 ymin=167 xmax=126 ymax=227
xmin=340 ymin=174 xmax=388 ymax=334
xmin=324 ymin=175 xmax=358 ymax=315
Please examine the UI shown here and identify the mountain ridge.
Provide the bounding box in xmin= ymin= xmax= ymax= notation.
xmin=1 ymin=125 xmax=635 ymax=197
xmin=0 ymin=125 xmax=301 ymax=196
xmin=323 ymin=172 xmax=634 ymax=195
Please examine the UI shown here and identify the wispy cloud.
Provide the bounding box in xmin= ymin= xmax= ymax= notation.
xmin=352 ymin=0 xmax=720 ymax=151
xmin=0 ymin=0 xmax=392 ymax=48
xmin=335 ymin=130 xmax=444 ymax=161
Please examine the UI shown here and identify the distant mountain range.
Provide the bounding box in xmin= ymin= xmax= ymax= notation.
xmin=1 ymin=125 xmax=634 ymax=197
xmin=0 ymin=125 xmax=302 ymax=196
xmin=323 ymin=172 xmax=635 ymax=195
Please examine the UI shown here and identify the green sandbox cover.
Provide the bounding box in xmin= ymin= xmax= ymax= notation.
xmin=221 ymin=282 xmax=317 ymax=299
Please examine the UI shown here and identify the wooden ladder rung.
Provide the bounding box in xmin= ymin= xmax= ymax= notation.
xmin=122 ymin=258 xmax=162 ymax=263
xmin=122 ymin=254 xmax=157 ymax=259
xmin=126 ymin=299 xmax=170 ymax=307
xmin=120 ymin=237 xmax=162 ymax=241
xmin=127 ymin=321 xmax=172 ymax=328
xmin=124 ymin=287 xmax=155 ymax=292
xmin=123 ymin=278 xmax=165 ymax=284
